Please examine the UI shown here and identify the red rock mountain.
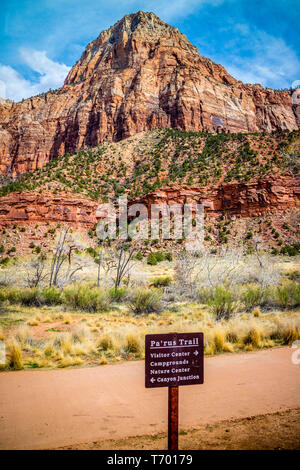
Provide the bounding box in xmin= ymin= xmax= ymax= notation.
xmin=0 ymin=11 xmax=299 ymax=176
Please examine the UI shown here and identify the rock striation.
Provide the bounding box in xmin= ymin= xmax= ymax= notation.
xmin=0 ymin=177 xmax=298 ymax=229
xmin=0 ymin=11 xmax=299 ymax=175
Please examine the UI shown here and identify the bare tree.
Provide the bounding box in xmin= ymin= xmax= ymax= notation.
xmin=114 ymin=243 xmax=136 ymax=290
xmin=26 ymin=254 xmax=47 ymax=288
xmin=49 ymin=228 xmax=86 ymax=287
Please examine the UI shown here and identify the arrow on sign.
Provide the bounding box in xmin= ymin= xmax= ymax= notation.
xmin=150 ymin=378 xmax=155 ymax=383
xmin=194 ymin=350 xmax=199 ymax=356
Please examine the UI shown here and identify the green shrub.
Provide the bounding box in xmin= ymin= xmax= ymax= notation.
xmin=150 ymin=277 xmax=173 ymax=288
xmin=275 ymin=283 xmax=300 ymax=308
xmin=63 ymin=285 xmax=110 ymax=312
xmin=128 ymin=289 xmax=163 ymax=314
xmin=109 ymin=287 xmax=127 ymax=302
xmin=165 ymin=252 xmax=173 ymax=262
xmin=155 ymin=251 xmax=164 ymax=262
xmin=41 ymin=287 xmax=62 ymax=305
xmin=207 ymin=286 xmax=238 ymax=320
xmin=197 ymin=287 xmax=212 ymax=304
xmin=147 ymin=253 xmax=157 ymax=265
xmin=134 ymin=251 xmax=143 ymax=261
xmin=12 ymin=288 xmax=42 ymax=306
xmin=242 ymin=285 xmax=265 ymax=311
xmin=280 ymin=244 xmax=300 ymax=256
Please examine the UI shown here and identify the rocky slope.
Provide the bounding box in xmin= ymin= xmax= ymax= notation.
xmin=0 ymin=11 xmax=299 ymax=176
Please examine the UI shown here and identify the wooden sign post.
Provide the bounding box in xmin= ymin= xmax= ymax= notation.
xmin=145 ymin=332 xmax=204 ymax=450
xmin=168 ymin=386 xmax=179 ymax=450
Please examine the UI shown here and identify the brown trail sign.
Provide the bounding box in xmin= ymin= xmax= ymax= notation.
xmin=145 ymin=332 xmax=204 ymax=450
xmin=145 ymin=332 xmax=204 ymax=388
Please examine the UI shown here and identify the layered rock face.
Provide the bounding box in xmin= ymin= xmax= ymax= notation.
xmin=134 ymin=177 xmax=300 ymax=220
xmin=0 ymin=191 xmax=99 ymax=228
xmin=0 ymin=177 xmax=298 ymax=228
xmin=0 ymin=11 xmax=299 ymax=175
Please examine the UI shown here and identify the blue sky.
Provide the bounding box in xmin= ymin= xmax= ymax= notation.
xmin=1 ymin=0 xmax=300 ymax=101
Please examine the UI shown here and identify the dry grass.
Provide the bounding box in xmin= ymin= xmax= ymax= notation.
xmin=6 ymin=340 xmax=24 ymax=370
xmin=1 ymin=294 xmax=300 ymax=371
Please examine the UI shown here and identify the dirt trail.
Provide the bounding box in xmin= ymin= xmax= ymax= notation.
xmin=0 ymin=347 xmax=299 ymax=450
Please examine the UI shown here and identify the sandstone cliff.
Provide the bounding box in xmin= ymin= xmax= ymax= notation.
xmin=0 ymin=11 xmax=299 ymax=175
xmin=0 ymin=176 xmax=298 ymax=229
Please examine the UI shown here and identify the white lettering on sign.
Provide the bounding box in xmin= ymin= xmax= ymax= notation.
xmin=150 ymin=337 xmax=199 ymax=349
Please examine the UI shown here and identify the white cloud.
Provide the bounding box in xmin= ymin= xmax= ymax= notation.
xmin=0 ymin=49 xmax=70 ymax=102
xmin=221 ymin=28 xmax=300 ymax=89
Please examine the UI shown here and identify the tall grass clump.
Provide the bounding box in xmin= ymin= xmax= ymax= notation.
xmin=213 ymin=329 xmax=226 ymax=352
xmin=207 ymin=286 xmax=239 ymax=320
xmin=124 ymin=332 xmax=142 ymax=354
xmin=63 ymin=285 xmax=111 ymax=312
xmin=128 ymin=288 xmax=163 ymax=314
xmin=98 ymin=334 xmax=116 ymax=351
xmin=270 ymin=320 xmax=299 ymax=345
xmin=242 ymin=325 xmax=262 ymax=349
xmin=7 ymin=341 xmax=24 ymax=370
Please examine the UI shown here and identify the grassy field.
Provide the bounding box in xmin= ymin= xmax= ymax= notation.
xmin=0 ymin=253 xmax=299 ymax=371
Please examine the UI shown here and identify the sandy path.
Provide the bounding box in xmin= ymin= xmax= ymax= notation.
xmin=0 ymin=347 xmax=299 ymax=450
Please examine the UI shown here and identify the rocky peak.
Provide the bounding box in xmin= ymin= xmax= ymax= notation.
xmin=0 ymin=11 xmax=299 ymax=176
xmin=64 ymin=10 xmax=197 ymax=85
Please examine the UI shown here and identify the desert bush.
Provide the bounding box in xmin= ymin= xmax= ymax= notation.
xmin=274 ymin=282 xmax=300 ymax=308
xmin=147 ymin=253 xmax=157 ymax=265
xmin=109 ymin=287 xmax=127 ymax=302
xmin=128 ymin=288 xmax=163 ymax=314
xmin=41 ymin=287 xmax=62 ymax=305
xmin=196 ymin=287 xmax=212 ymax=304
xmin=155 ymin=251 xmax=164 ymax=262
xmin=15 ymin=288 xmax=42 ymax=306
xmin=241 ymin=285 xmax=266 ymax=310
xmin=207 ymin=286 xmax=239 ymax=320
xmin=63 ymin=285 xmax=111 ymax=312
xmin=150 ymin=276 xmax=173 ymax=288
